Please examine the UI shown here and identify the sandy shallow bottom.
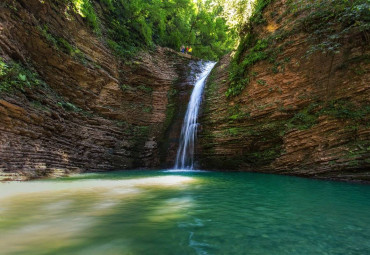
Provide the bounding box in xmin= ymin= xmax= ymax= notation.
xmin=1 ymin=170 xmax=369 ymax=255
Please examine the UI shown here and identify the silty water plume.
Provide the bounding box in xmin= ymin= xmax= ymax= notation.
xmin=174 ymin=62 xmax=216 ymax=170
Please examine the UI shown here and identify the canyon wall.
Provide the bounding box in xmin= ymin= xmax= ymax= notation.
xmin=198 ymin=0 xmax=370 ymax=181
xmin=0 ymin=0 xmax=195 ymax=180
xmin=1 ymin=0 xmax=369 ymax=182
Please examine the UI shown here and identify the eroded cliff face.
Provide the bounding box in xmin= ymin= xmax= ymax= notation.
xmin=0 ymin=0 xmax=196 ymax=180
xmin=198 ymin=0 xmax=370 ymax=181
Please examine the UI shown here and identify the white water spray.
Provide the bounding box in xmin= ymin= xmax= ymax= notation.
xmin=174 ymin=62 xmax=216 ymax=170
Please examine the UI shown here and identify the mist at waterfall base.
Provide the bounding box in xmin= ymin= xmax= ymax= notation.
xmin=1 ymin=170 xmax=370 ymax=255
xmin=174 ymin=61 xmax=216 ymax=170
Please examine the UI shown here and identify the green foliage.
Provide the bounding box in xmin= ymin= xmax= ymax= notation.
xmin=37 ymin=0 xmax=237 ymax=60
xmin=71 ymin=0 xmax=100 ymax=33
xmin=284 ymin=100 xmax=370 ymax=131
xmin=137 ymin=85 xmax=153 ymax=93
xmin=321 ymin=100 xmax=370 ymax=121
xmin=99 ymin=0 xmax=113 ymax=10
xmin=39 ymin=25 xmax=59 ymax=46
xmin=58 ymin=38 xmax=85 ymax=59
xmin=226 ymin=39 xmax=269 ymax=97
xmin=107 ymin=39 xmax=137 ymax=59
xmin=134 ymin=125 xmax=149 ymax=135
xmin=57 ymin=101 xmax=82 ymax=112
xmin=286 ymin=104 xmax=319 ymax=130
xmin=142 ymin=106 xmax=152 ymax=113
xmin=38 ymin=25 xmax=86 ymax=63
xmin=30 ymin=100 xmax=51 ymax=112
xmin=94 ymin=0 xmax=236 ymax=60
xmin=247 ymin=144 xmax=282 ymax=166
xmin=225 ymin=0 xmax=275 ymax=98
xmin=227 ymin=0 xmax=369 ymax=98
xmin=164 ymin=87 xmax=179 ymax=131
xmin=226 ymin=103 xmax=250 ymax=122
xmin=290 ymin=0 xmax=370 ymax=56
xmin=119 ymin=84 xmax=133 ymax=91
xmin=257 ymin=79 xmax=267 ymax=86
xmin=248 ymin=0 xmax=273 ymax=26
xmin=0 ymin=58 xmax=45 ymax=93
xmin=229 ymin=112 xmax=250 ymax=121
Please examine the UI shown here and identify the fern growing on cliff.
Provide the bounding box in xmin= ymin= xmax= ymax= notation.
xmin=0 ymin=58 xmax=45 ymax=93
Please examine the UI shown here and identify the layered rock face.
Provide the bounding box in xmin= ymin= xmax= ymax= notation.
xmin=198 ymin=0 xmax=370 ymax=181
xmin=0 ymin=0 xmax=195 ymax=179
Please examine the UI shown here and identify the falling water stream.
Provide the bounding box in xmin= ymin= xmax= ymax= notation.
xmin=174 ymin=62 xmax=216 ymax=170
xmin=1 ymin=62 xmax=369 ymax=255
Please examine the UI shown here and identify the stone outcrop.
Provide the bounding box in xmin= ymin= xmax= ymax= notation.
xmin=198 ymin=0 xmax=370 ymax=182
xmin=1 ymin=0 xmax=368 ymax=182
xmin=0 ymin=0 xmax=196 ymax=179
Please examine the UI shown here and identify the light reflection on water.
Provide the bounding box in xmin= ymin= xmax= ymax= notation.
xmin=0 ymin=170 xmax=370 ymax=255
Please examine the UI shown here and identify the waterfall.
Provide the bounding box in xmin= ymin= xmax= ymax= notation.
xmin=174 ymin=61 xmax=216 ymax=170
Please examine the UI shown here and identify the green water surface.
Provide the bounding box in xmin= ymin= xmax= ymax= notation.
xmin=0 ymin=170 xmax=369 ymax=255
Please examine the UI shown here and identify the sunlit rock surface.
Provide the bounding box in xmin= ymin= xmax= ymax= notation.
xmin=198 ymin=0 xmax=370 ymax=181
xmin=0 ymin=0 xmax=200 ymax=179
